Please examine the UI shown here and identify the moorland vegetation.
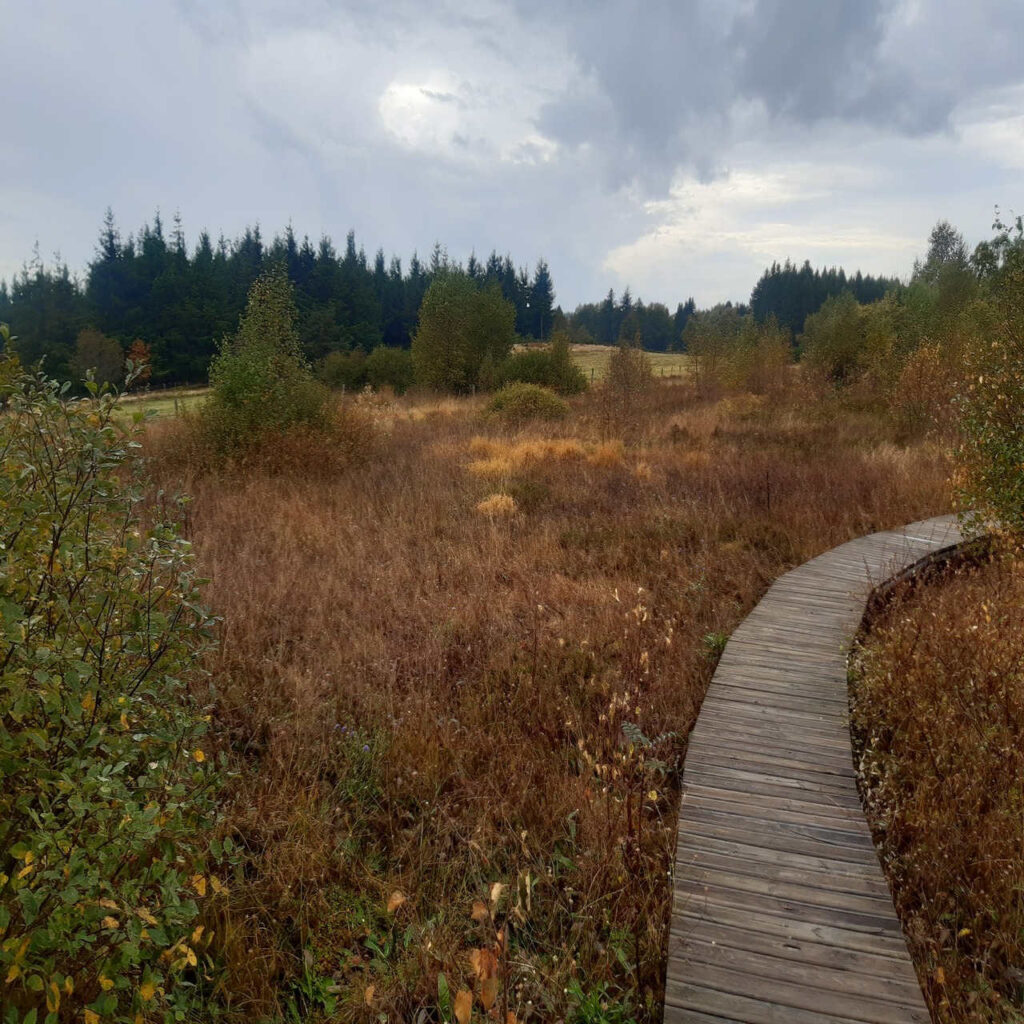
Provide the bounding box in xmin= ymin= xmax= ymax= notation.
xmin=1 ymin=215 xmax=1022 ymax=1023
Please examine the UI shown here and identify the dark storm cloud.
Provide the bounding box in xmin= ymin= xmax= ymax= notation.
xmin=536 ymin=0 xmax=966 ymax=188
xmin=731 ymin=0 xmax=948 ymax=132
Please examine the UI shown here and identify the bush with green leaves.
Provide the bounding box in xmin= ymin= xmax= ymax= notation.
xmin=203 ymin=266 xmax=328 ymax=455
xmin=316 ymin=349 xmax=367 ymax=392
xmin=0 ymin=369 xmax=224 ymax=1023
xmin=486 ymin=382 xmax=570 ymax=425
xmin=955 ymin=217 xmax=1024 ymax=533
xmin=412 ymin=272 xmax=516 ymax=393
xmin=497 ymin=333 xmax=587 ymax=395
xmin=364 ymin=345 xmax=414 ymax=394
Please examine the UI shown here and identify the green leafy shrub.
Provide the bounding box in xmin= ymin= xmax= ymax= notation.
xmin=0 ymin=369 xmax=224 ymax=1022
xmin=364 ymin=345 xmax=414 ymax=394
xmin=498 ymin=333 xmax=587 ymax=395
xmin=317 ymin=348 xmax=367 ymax=392
xmin=412 ymin=272 xmax=516 ymax=393
xmin=202 ymin=267 xmax=328 ymax=456
xmin=955 ymin=222 xmax=1024 ymax=533
xmin=799 ymin=291 xmax=866 ymax=386
xmin=486 ymin=382 xmax=570 ymax=425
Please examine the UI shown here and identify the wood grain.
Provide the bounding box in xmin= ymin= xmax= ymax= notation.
xmin=665 ymin=515 xmax=965 ymax=1022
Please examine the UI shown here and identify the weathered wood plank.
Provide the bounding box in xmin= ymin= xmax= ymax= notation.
xmin=665 ymin=516 xmax=965 ymax=1022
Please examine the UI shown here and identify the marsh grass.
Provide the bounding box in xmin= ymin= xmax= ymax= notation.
xmin=144 ymin=381 xmax=950 ymax=1021
xmin=852 ymin=549 xmax=1024 ymax=1023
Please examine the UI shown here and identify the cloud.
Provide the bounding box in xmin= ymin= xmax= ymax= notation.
xmin=1 ymin=0 xmax=1022 ymax=311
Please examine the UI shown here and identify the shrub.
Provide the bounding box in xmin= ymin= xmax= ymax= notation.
xmin=364 ymin=345 xmax=414 ymax=394
xmin=318 ymin=348 xmax=368 ymax=391
xmin=412 ymin=272 xmax=517 ymax=393
xmin=486 ymin=382 xmax=570 ymax=425
xmin=799 ymin=291 xmax=866 ymax=385
xmin=498 ymin=333 xmax=588 ymax=395
xmin=954 ymin=218 xmax=1024 ymax=533
xmin=0 ymin=369 xmax=223 ymax=1022
xmin=596 ymin=339 xmax=653 ymax=435
xmin=203 ymin=267 xmax=328 ymax=456
xmin=605 ymin=339 xmax=653 ymax=397
xmin=71 ymin=327 xmax=125 ymax=390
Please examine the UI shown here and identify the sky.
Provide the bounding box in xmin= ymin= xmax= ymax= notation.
xmin=3 ymin=0 xmax=1023 ymax=310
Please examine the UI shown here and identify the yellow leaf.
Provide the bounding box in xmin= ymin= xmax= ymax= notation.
xmin=191 ymin=875 xmax=207 ymax=897
xmin=5 ymin=963 xmax=20 ymax=983
xmin=137 ymin=907 xmax=158 ymax=926
xmin=489 ymin=882 xmax=505 ymax=907
xmin=46 ymin=979 xmax=61 ymax=1012
xmin=191 ymin=924 xmax=205 ymax=944
xmin=471 ymin=900 xmax=489 ymax=922
xmin=386 ymin=890 xmax=406 ymax=913
xmin=102 ymin=916 xmax=119 ymax=929
xmin=64 ymin=976 xmax=74 ymax=994
xmin=16 ymin=862 xmax=34 ymax=879
xmin=364 ymin=984 xmax=375 ymax=1005
xmin=193 ymin=749 xmax=205 ymax=763
xmin=98 ymin=899 xmax=118 ymax=910
xmin=186 ymin=946 xmax=198 ymax=967
xmin=957 ymin=928 xmax=971 ymax=938
xmin=934 ymin=966 xmax=946 ymax=985
xmin=140 ymin=979 xmax=156 ymax=1002
xmin=120 ymin=713 xmax=130 ymax=730
xmin=209 ymin=876 xmax=227 ymax=896
xmin=84 ymin=1011 xmax=100 ymax=1024
xmin=481 ymin=975 xmax=498 ymax=1011
xmin=506 ymin=1015 xmax=518 ymax=1024
xmin=99 ymin=975 xmax=114 ymax=991
xmin=454 ymin=988 xmax=473 ymax=1024
xmin=82 ymin=692 xmax=95 ymax=713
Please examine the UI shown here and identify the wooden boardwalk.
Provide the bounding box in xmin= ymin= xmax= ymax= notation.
xmin=666 ymin=515 xmax=966 ymax=1023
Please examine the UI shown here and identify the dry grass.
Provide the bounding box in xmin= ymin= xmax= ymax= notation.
xmin=144 ymin=381 xmax=950 ymax=1022
xmin=852 ymin=549 xmax=1024 ymax=1023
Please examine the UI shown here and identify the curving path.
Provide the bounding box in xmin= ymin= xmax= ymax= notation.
xmin=666 ymin=515 xmax=967 ymax=1024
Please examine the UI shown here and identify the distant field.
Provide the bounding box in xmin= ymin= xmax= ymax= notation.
xmin=118 ymin=385 xmax=209 ymax=419
xmin=116 ymin=349 xmax=688 ymax=415
xmin=570 ymin=343 xmax=690 ymax=381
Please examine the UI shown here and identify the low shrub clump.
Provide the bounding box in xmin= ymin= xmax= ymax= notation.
xmin=498 ymin=333 xmax=588 ymax=395
xmin=197 ymin=266 xmax=329 ymax=459
xmin=852 ymin=552 xmax=1024 ymax=1023
xmin=365 ymin=345 xmax=414 ymax=394
xmin=486 ymin=382 xmax=570 ymax=425
xmin=317 ymin=348 xmax=367 ymax=391
xmin=0 ymin=370 xmax=224 ymax=1022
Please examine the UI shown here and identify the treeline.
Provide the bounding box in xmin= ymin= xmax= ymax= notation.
xmin=0 ymin=205 xmax=935 ymax=385
xmin=566 ymin=290 xmax=697 ymax=350
xmin=749 ymin=260 xmax=899 ymax=334
xmin=0 ymin=210 xmax=556 ymax=384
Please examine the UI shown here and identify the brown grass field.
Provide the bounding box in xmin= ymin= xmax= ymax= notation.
xmin=853 ymin=550 xmax=1024 ymax=1024
xmin=147 ymin=379 xmax=952 ymax=1022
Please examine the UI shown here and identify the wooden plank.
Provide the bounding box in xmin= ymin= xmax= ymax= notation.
xmin=666 ymin=961 xmax=927 ymax=1024
xmin=670 ymin=900 xmax=915 ymax=958
xmin=666 ymin=515 xmax=965 ymax=1021
xmin=669 ymin=917 xmax=920 ymax=986
xmin=676 ymin=939 xmax=924 ymax=1005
